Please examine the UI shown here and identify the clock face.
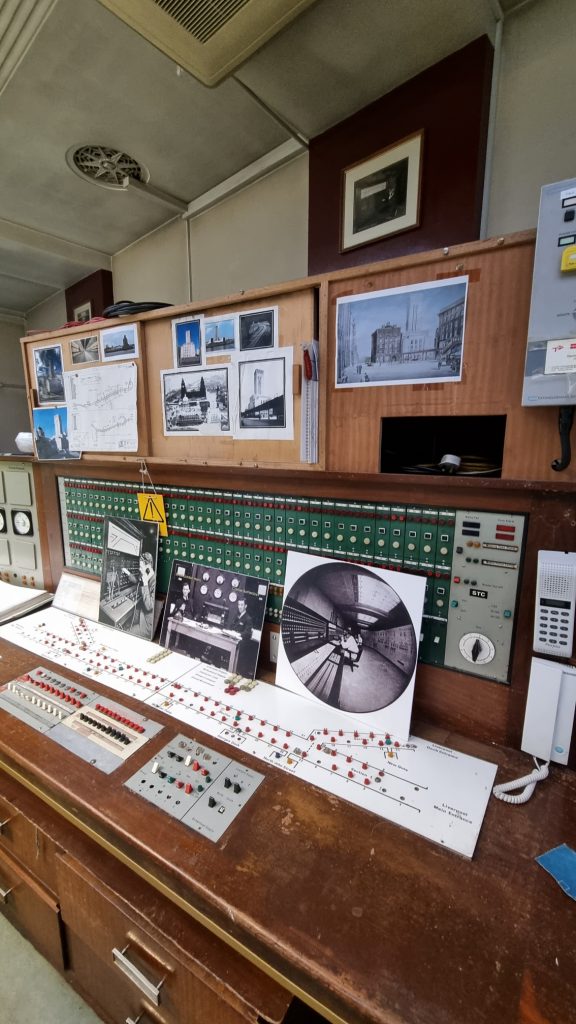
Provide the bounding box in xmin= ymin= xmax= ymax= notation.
xmin=12 ymin=510 xmax=33 ymax=536
xmin=0 ymin=509 xmax=5 ymax=533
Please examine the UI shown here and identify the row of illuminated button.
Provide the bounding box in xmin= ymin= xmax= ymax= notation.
xmin=94 ymin=704 xmax=146 ymax=734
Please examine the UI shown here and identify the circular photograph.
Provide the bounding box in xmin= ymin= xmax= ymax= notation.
xmin=280 ymin=562 xmax=417 ymax=713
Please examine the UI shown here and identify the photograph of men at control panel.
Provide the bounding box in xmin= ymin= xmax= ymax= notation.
xmin=98 ymin=517 xmax=159 ymax=640
xmin=161 ymin=560 xmax=269 ymax=678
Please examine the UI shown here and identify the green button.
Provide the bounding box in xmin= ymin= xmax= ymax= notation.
xmin=450 ymin=600 xmax=458 ymax=608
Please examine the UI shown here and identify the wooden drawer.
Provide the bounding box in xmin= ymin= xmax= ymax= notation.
xmin=67 ymin=930 xmax=168 ymax=1024
xmin=57 ymin=853 xmax=291 ymax=1024
xmin=0 ymin=788 xmax=58 ymax=892
xmin=0 ymin=845 xmax=64 ymax=970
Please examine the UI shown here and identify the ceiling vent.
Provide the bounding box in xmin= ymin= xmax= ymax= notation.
xmin=94 ymin=0 xmax=318 ymax=86
xmin=66 ymin=145 xmax=149 ymax=191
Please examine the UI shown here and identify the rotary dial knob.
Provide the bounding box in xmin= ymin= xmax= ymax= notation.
xmin=458 ymin=632 xmax=495 ymax=665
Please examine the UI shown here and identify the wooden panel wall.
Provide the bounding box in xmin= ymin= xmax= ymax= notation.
xmin=324 ymin=232 xmax=576 ymax=484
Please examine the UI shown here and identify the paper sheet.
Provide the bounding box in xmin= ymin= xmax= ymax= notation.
xmin=64 ymin=362 xmax=138 ymax=451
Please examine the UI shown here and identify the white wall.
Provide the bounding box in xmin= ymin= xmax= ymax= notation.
xmin=112 ymin=217 xmax=190 ymax=306
xmin=0 ymin=318 xmax=30 ymax=452
xmin=487 ymin=0 xmax=576 ymax=236
xmin=97 ymin=0 xmax=573 ymax=301
xmin=188 ymin=154 xmax=308 ymax=302
xmin=26 ymin=291 xmax=67 ymax=334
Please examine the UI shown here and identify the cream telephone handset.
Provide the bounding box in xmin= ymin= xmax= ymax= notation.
xmin=533 ymin=550 xmax=576 ymax=657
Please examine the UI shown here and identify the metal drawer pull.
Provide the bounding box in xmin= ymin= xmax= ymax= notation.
xmin=0 ymin=884 xmax=14 ymax=903
xmin=0 ymin=817 xmax=14 ymax=835
xmin=125 ymin=1017 xmax=142 ymax=1024
xmin=112 ymin=946 xmax=164 ymax=1006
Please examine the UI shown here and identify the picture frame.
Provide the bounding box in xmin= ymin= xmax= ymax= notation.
xmin=69 ymin=334 xmax=100 ymax=364
xmin=204 ymin=314 xmax=237 ymax=356
xmin=335 ymin=276 xmax=468 ymax=388
xmin=100 ymin=322 xmax=139 ymax=361
xmin=73 ymin=300 xmax=92 ymax=323
xmin=161 ymin=366 xmax=232 ymax=436
xmin=341 ymin=131 xmax=423 ymax=252
xmin=239 ymin=306 xmax=278 ymax=352
xmin=33 ymin=344 xmax=65 ymax=405
xmin=32 ymin=405 xmax=81 ymax=460
xmin=237 ymin=349 xmax=293 ymax=440
xmin=172 ymin=315 xmax=203 ymax=369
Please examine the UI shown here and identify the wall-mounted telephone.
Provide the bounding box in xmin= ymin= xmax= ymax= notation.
xmin=533 ymin=550 xmax=576 ymax=657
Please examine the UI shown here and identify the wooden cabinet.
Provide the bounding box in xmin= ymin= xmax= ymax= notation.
xmin=0 ymin=779 xmax=64 ymax=969
xmin=57 ymin=852 xmax=288 ymax=1024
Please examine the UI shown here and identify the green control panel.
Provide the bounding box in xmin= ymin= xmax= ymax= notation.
xmin=57 ymin=477 xmax=526 ymax=682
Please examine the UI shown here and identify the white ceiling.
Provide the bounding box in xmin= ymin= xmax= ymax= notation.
xmin=0 ymin=0 xmax=528 ymax=318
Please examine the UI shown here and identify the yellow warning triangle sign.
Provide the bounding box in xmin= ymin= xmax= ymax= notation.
xmin=137 ymin=492 xmax=168 ymax=536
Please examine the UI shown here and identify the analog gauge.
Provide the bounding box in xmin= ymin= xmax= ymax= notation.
xmin=458 ymin=632 xmax=495 ymax=665
xmin=214 ymin=588 xmax=222 ymax=599
xmin=12 ymin=510 xmax=33 ymax=536
xmin=200 ymin=584 xmax=208 ymax=595
xmin=202 ymin=571 xmax=210 ymax=581
xmin=231 ymin=578 xmax=240 ymax=588
xmin=216 ymin=574 xmax=224 ymax=585
xmin=228 ymin=592 xmax=237 ymax=603
xmin=0 ymin=509 xmax=6 ymax=534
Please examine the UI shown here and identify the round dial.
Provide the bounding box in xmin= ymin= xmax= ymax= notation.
xmin=213 ymin=588 xmax=222 ymax=599
xmin=228 ymin=592 xmax=237 ymax=603
xmin=231 ymin=578 xmax=240 ymax=588
xmin=216 ymin=574 xmax=224 ymax=584
xmin=0 ymin=509 xmax=5 ymax=533
xmin=200 ymin=584 xmax=208 ymax=595
xmin=202 ymin=571 xmax=210 ymax=581
xmin=458 ymin=632 xmax=495 ymax=665
xmin=12 ymin=510 xmax=33 ymax=536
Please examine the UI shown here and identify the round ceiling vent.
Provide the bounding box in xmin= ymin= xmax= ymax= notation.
xmin=66 ymin=145 xmax=150 ymax=190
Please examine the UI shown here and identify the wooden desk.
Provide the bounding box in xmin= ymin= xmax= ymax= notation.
xmin=0 ymin=638 xmax=574 ymax=1024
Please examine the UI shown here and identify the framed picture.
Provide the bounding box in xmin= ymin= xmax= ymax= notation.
xmin=172 ymin=315 xmax=203 ymax=369
xmin=100 ymin=322 xmax=139 ymax=361
xmin=341 ymin=131 xmax=423 ymax=252
xmin=73 ymin=300 xmax=92 ymax=323
xmin=237 ymin=349 xmax=293 ymax=440
xmin=70 ymin=334 xmax=100 ymax=364
xmin=32 ymin=406 xmax=81 ymax=460
xmin=161 ymin=366 xmax=232 ymax=436
xmin=33 ymin=344 xmax=64 ymax=405
xmin=204 ymin=314 xmax=237 ymax=356
xmin=335 ymin=276 xmax=468 ymax=388
xmin=239 ymin=307 xmax=278 ymax=351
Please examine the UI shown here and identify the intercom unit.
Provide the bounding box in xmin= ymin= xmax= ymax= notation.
xmin=533 ymin=550 xmax=576 ymax=657
xmin=521 ymin=658 xmax=576 ymax=765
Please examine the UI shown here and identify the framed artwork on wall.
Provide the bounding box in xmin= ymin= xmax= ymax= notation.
xmin=341 ymin=131 xmax=423 ymax=252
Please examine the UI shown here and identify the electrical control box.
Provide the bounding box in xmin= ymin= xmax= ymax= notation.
xmin=523 ymin=177 xmax=576 ymax=406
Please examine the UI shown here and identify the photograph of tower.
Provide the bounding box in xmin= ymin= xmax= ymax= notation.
xmin=172 ymin=315 xmax=203 ymax=368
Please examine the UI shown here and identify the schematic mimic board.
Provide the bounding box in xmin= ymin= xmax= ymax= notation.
xmin=0 ymin=608 xmax=498 ymax=856
xmin=125 ymin=734 xmax=264 ymax=842
xmin=0 ymin=666 xmax=163 ymax=772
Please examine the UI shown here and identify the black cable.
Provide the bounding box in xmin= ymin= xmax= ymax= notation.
xmin=551 ymin=405 xmax=575 ymax=472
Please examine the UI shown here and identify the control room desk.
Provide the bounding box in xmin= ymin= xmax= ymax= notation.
xmin=0 ymin=638 xmax=574 ymax=1024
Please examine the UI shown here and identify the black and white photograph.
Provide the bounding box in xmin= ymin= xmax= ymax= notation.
xmin=161 ymin=366 xmax=232 ymax=435
xmin=239 ymin=307 xmax=277 ymax=351
xmin=100 ymin=322 xmax=139 ymax=361
xmin=172 ymin=315 xmax=203 ymax=369
xmin=276 ymin=553 xmax=426 ymax=740
xmin=98 ymin=517 xmax=159 ymax=640
xmin=204 ymin=314 xmax=236 ymax=355
xmin=341 ymin=131 xmax=423 ymax=251
xmin=33 ymin=345 xmax=65 ymax=405
xmin=335 ymin=276 xmax=468 ymax=388
xmin=70 ymin=334 xmax=100 ymax=364
xmin=73 ymin=301 xmax=92 ymax=323
xmin=237 ymin=349 xmax=293 ymax=440
xmin=160 ymin=560 xmax=269 ymax=679
xmin=32 ymin=406 xmax=81 ymax=460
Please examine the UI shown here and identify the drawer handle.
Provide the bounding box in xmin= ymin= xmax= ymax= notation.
xmin=0 ymin=884 xmax=14 ymax=904
xmin=0 ymin=816 xmax=14 ymax=835
xmin=112 ymin=946 xmax=164 ymax=1006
